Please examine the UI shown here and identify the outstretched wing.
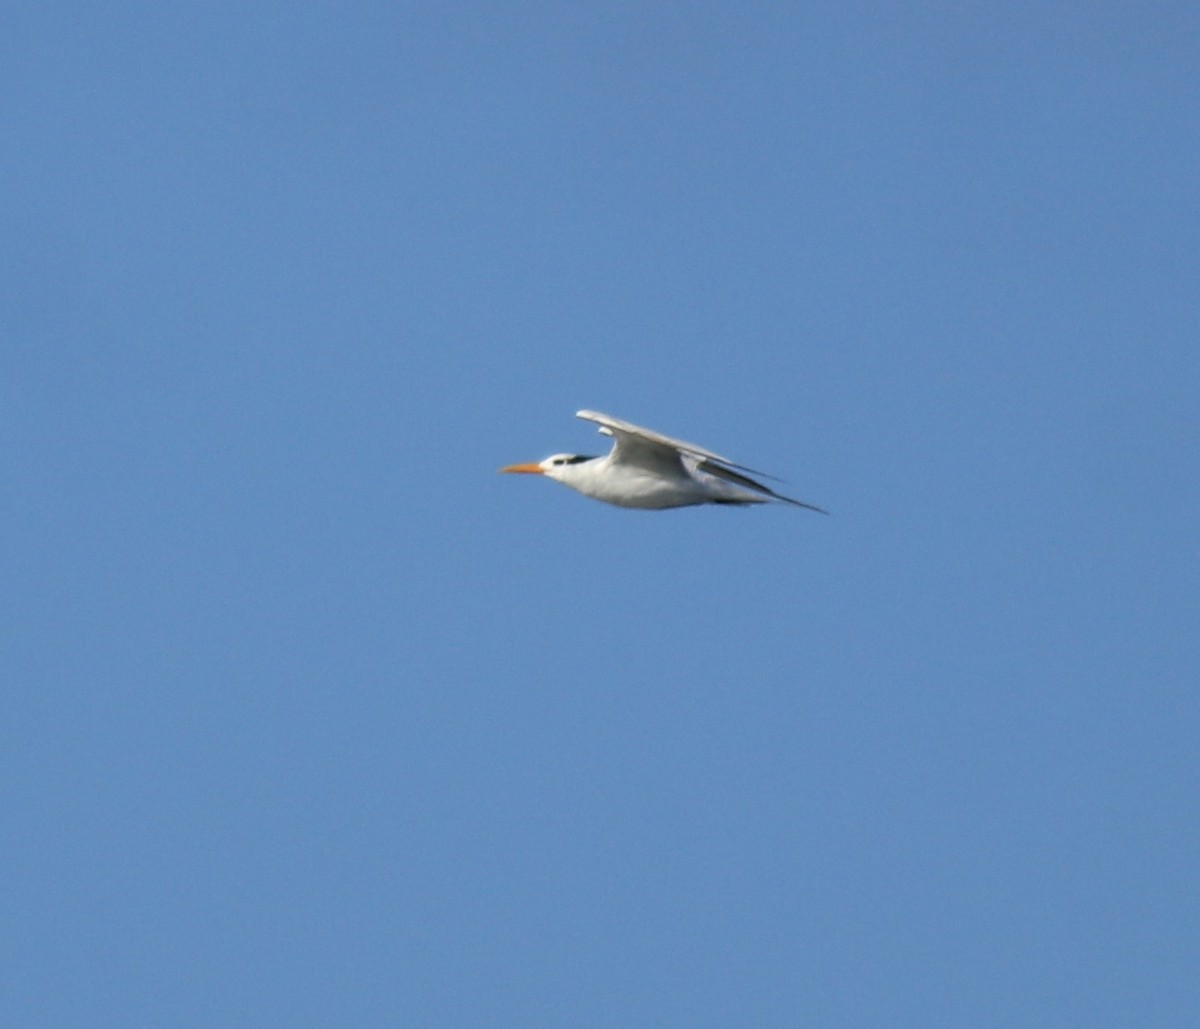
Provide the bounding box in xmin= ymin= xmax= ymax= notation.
xmin=574 ymin=410 xmax=690 ymax=478
xmin=576 ymin=410 xmax=827 ymax=513
xmin=576 ymin=410 xmax=775 ymax=477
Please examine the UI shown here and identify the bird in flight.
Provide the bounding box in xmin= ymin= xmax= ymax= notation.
xmin=500 ymin=410 xmax=826 ymax=513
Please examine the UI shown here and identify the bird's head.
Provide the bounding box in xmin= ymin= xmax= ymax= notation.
xmin=500 ymin=453 xmax=595 ymax=483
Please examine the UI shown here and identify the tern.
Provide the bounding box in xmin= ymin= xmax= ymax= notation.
xmin=501 ymin=410 xmax=826 ymax=512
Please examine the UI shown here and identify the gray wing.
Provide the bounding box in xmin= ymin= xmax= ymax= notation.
xmin=577 ymin=410 xmax=828 ymax=513
xmin=575 ymin=410 xmax=690 ymax=477
xmin=576 ymin=410 xmax=735 ymax=464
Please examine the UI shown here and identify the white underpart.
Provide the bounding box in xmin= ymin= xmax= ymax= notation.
xmin=542 ymin=453 xmax=768 ymax=509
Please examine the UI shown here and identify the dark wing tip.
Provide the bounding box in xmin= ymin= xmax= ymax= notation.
xmin=779 ymin=496 xmax=830 ymax=514
xmin=698 ymin=458 xmax=827 ymax=513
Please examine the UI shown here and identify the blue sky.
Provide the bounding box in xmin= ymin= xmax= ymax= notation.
xmin=4 ymin=2 xmax=1197 ymax=1025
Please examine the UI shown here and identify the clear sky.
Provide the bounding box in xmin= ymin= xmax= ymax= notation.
xmin=4 ymin=3 xmax=1197 ymax=1025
